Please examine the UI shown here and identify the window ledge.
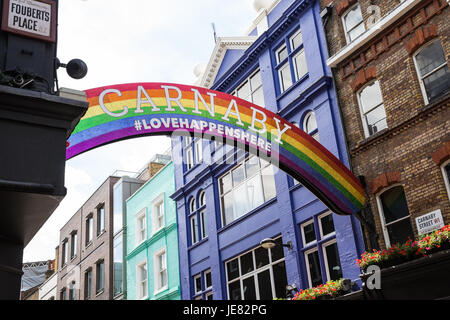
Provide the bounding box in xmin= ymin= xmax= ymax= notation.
xmin=95 ymin=290 xmax=104 ymax=297
xmin=327 ymin=0 xmax=422 ymax=68
xmin=97 ymin=230 xmax=106 ymax=239
xmin=188 ymin=237 xmax=209 ymax=250
xmin=154 ymin=286 xmax=169 ymax=296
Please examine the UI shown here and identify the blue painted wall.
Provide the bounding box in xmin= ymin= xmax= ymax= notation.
xmin=171 ymin=0 xmax=364 ymax=300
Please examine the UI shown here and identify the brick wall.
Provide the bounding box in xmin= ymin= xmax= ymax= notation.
xmin=320 ymin=0 xmax=450 ymax=249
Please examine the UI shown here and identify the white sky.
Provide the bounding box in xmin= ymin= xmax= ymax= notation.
xmin=23 ymin=0 xmax=258 ymax=262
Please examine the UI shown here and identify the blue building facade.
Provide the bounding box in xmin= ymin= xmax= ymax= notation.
xmin=171 ymin=0 xmax=365 ymax=300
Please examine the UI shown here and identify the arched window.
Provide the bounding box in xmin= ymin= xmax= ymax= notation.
xmin=357 ymin=80 xmax=387 ymax=137
xmin=189 ymin=197 xmax=196 ymax=214
xmin=199 ymin=190 xmax=206 ymax=207
xmin=377 ymin=185 xmax=415 ymax=247
xmin=413 ymin=40 xmax=450 ymax=104
xmin=303 ymin=112 xmax=319 ymax=141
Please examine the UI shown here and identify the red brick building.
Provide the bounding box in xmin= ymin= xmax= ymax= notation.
xmin=320 ymin=0 xmax=450 ymax=249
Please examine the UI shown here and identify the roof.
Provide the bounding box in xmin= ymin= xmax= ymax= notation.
xmin=200 ymin=36 xmax=257 ymax=88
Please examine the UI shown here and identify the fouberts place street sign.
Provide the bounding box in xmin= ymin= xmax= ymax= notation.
xmin=67 ymin=83 xmax=366 ymax=216
xmin=1 ymin=0 xmax=56 ymax=42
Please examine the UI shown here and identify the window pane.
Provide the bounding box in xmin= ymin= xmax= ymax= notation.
xmin=237 ymin=81 xmax=251 ymax=101
xmin=255 ymin=246 xmax=269 ymax=269
xmin=246 ymin=175 xmax=264 ymax=211
xmin=257 ymin=270 xmax=273 ymax=300
xmin=220 ymin=173 xmax=232 ymax=194
xmin=320 ymin=214 xmax=335 ymax=237
xmin=245 ymin=157 xmax=260 ymax=178
xmin=250 ymin=71 xmax=262 ymax=90
xmin=304 ymin=112 xmax=317 ymax=135
xmin=195 ymin=276 xmax=202 ymax=293
xmin=423 ymin=65 xmax=450 ymax=101
xmin=324 ymin=242 xmax=343 ymax=281
xmin=232 ymin=165 xmax=245 ymax=186
xmin=380 ymin=186 xmax=410 ymax=224
xmin=365 ymin=105 xmax=387 ymax=135
xmin=200 ymin=210 xmax=207 ymax=239
xmin=221 ymin=192 xmax=234 ymax=226
xmin=348 ymin=23 xmax=365 ymax=42
xmin=416 ymin=41 xmax=446 ymax=76
xmin=191 ymin=216 xmax=198 ymax=244
xmin=262 ymin=166 xmax=277 ymax=201
xmin=345 ymin=5 xmax=363 ymax=31
xmin=113 ymin=235 xmax=123 ymax=296
xmin=387 ymin=218 xmax=415 ymax=246
xmin=273 ymin=261 xmax=288 ymax=299
xmin=445 ymin=164 xmax=450 ymax=184
xmin=227 ymin=259 xmax=240 ymax=281
xmin=206 ymin=272 xmax=212 ymax=289
xmin=293 ymin=50 xmax=308 ymax=80
xmin=229 ymin=281 xmax=242 ymax=300
xmin=359 ymin=81 xmax=383 ymax=113
xmin=303 ymin=222 xmax=316 ymax=244
xmin=240 ymin=252 xmax=254 ymax=275
xmin=252 ymin=86 xmax=265 ymax=107
xmin=277 ymin=46 xmax=288 ymax=63
xmin=307 ymin=251 xmax=323 ymax=287
xmin=270 ymin=238 xmax=285 ymax=262
xmin=279 ymin=64 xmax=293 ymax=92
xmin=243 ymin=276 xmax=257 ymax=300
xmin=232 ymin=183 xmax=249 ymax=220
xmin=290 ymin=30 xmax=303 ymax=51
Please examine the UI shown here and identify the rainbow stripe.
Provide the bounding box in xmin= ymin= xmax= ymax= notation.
xmin=67 ymin=83 xmax=365 ymax=216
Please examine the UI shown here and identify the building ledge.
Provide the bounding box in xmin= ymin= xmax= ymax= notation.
xmin=327 ymin=0 xmax=422 ymax=68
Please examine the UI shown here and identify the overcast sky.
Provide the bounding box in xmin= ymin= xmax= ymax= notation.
xmin=23 ymin=0 xmax=258 ymax=262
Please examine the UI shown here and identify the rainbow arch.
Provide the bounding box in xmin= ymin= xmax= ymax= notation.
xmin=67 ymin=83 xmax=365 ymax=216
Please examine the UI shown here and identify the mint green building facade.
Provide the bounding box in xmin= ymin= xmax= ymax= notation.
xmin=126 ymin=162 xmax=180 ymax=300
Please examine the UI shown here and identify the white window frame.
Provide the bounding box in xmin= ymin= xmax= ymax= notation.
xmin=225 ymin=236 xmax=285 ymax=300
xmin=194 ymin=274 xmax=202 ymax=294
xmin=135 ymin=208 xmax=147 ymax=247
xmin=232 ymin=69 xmax=264 ymax=106
xmin=413 ymin=39 xmax=449 ymax=105
xmin=292 ymin=48 xmax=307 ymax=81
xmin=441 ymin=159 xmax=450 ymax=203
xmin=205 ymin=291 xmax=213 ymax=300
xmin=322 ymin=238 xmax=341 ymax=282
xmin=318 ymin=211 xmax=336 ymax=239
xmin=136 ymin=260 xmax=148 ymax=300
xmin=194 ymin=138 xmax=203 ymax=164
xmin=303 ymin=111 xmax=319 ymax=141
xmin=154 ymin=247 xmax=168 ymax=295
xmin=190 ymin=215 xmax=199 ymax=245
xmin=342 ymin=3 xmax=366 ymax=44
xmin=189 ymin=197 xmax=196 ymax=214
xmin=300 ymin=220 xmax=317 ymax=247
xmin=200 ymin=209 xmax=208 ymax=240
xmin=151 ymin=193 xmax=165 ymax=235
xmin=376 ymin=184 xmax=412 ymax=248
xmin=289 ymin=29 xmax=303 ymax=52
xmin=186 ymin=144 xmax=194 ymax=170
xmin=304 ymin=246 xmax=321 ymax=288
xmin=204 ymin=269 xmax=212 ymax=290
xmin=357 ymin=80 xmax=387 ymax=138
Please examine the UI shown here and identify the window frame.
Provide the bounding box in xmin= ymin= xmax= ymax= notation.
xmin=85 ymin=214 xmax=94 ymax=246
xmin=318 ymin=211 xmax=336 ymax=239
xmin=151 ymin=193 xmax=165 ymax=235
xmin=154 ymin=247 xmax=168 ymax=295
xmin=341 ymin=3 xmax=366 ymax=43
xmin=218 ymin=156 xmax=276 ymax=227
xmin=274 ymin=27 xmax=307 ymax=94
xmin=70 ymin=231 xmax=77 ymax=260
xmin=357 ymin=80 xmax=387 ymax=138
xmin=136 ymin=260 xmax=148 ymax=300
xmin=376 ymin=184 xmax=413 ymax=248
xmin=135 ymin=208 xmax=147 ymax=246
xmin=303 ymin=111 xmax=319 ymax=141
xmin=300 ymin=220 xmax=317 ymax=247
xmin=95 ymin=260 xmax=105 ymax=294
xmin=231 ymin=69 xmax=264 ymax=107
xmin=412 ymin=39 xmax=450 ymax=105
xmin=84 ymin=268 xmax=92 ymax=300
xmin=321 ymin=238 xmax=343 ymax=283
xmin=225 ymin=236 xmax=286 ymax=300
xmin=304 ymin=246 xmax=322 ymax=288
xmin=96 ymin=204 xmax=105 ymax=236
